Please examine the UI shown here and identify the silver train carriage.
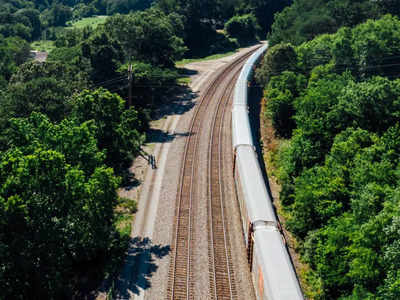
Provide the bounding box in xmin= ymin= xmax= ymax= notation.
xmin=232 ymin=43 xmax=304 ymax=300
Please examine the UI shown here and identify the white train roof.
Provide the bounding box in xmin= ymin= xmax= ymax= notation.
xmin=233 ymin=43 xmax=269 ymax=107
xmin=254 ymin=227 xmax=304 ymax=300
xmin=232 ymin=105 xmax=254 ymax=149
xmin=233 ymin=78 xmax=248 ymax=106
xmin=236 ymin=146 xmax=277 ymax=223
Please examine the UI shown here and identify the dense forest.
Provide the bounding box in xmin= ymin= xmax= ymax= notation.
xmin=256 ymin=0 xmax=400 ymax=298
xmin=0 ymin=0 xmax=290 ymax=298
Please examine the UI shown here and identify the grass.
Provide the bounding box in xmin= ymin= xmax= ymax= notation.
xmin=115 ymin=212 xmax=133 ymax=237
xmin=67 ymin=16 xmax=108 ymax=29
xmin=175 ymin=50 xmax=237 ymax=67
xmin=30 ymin=40 xmax=55 ymax=52
xmin=30 ymin=16 xmax=107 ymax=53
xmin=177 ymin=76 xmax=191 ymax=86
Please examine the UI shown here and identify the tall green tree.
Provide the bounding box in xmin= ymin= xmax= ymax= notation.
xmin=0 ymin=112 xmax=120 ymax=299
xmin=4 ymin=61 xmax=87 ymax=122
xmin=71 ymin=88 xmax=146 ymax=173
xmin=104 ymin=9 xmax=186 ymax=67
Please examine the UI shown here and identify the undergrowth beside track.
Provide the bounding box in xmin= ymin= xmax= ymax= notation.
xmin=260 ymin=97 xmax=317 ymax=299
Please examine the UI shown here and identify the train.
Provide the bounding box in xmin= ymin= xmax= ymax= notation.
xmin=232 ymin=44 xmax=304 ymax=300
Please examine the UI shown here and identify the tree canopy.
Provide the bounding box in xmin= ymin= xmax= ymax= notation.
xmin=268 ymin=0 xmax=397 ymax=46
xmin=257 ymin=13 xmax=400 ymax=299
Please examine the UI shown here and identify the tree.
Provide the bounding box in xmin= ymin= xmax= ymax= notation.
xmin=268 ymin=0 xmax=383 ymax=46
xmin=41 ymin=4 xmax=72 ymax=27
xmin=265 ymin=71 xmax=306 ymax=138
xmin=245 ymin=0 xmax=291 ymax=34
xmin=335 ymin=77 xmax=400 ymax=134
xmin=6 ymin=112 xmax=105 ymax=175
xmin=255 ymin=43 xmax=297 ymax=85
xmin=303 ymin=214 xmax=356 ymax=298
xmin=71 ymin=88 xmax=146 ymax=173
xmin=104 ymin=9 xmax=186 ymax=67
xmin=0 ymin=112 xmax=121 ymax=298
xmin=224 ymin=14 xmax=259 ymax=44
xmin=5 ymin=61 xmax=87 ymax=122
xmin=82 ymin=31 xmax=124 ymax=82
xmin=4 ymin=36 xmax=31 ymax=66
xmin=0 ymin=35 xmax=30 ymax=87
xmin=14 ymin=8 xmax=41 ymax=40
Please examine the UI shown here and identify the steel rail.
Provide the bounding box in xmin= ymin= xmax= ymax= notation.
xmin=207 ymin=66 xmax=241 ymax=300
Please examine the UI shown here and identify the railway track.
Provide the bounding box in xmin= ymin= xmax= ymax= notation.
xmin=166 ymin=47 xmax=259 ymax=300
xmin=207 ymin=65 xmax=241 ymax=300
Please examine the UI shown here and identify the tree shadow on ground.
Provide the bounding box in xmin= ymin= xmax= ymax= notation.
xmin=178 ymin=67 xmax=198 ymax=76
xmin=146 ymin=128 xmax=192 ymax=144
xmin=150 ymin=85 xmax=198 ymax=121
xmin=113 ymin=237 xmax=171 ymax=298
xmin=122 ymin=173 xmax=141 ymax=190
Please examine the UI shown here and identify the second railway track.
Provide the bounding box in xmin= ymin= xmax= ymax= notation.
xmin=207 ymin=67 xmax=241 ymax=300
xmin=166 ymin=46 xmax=260 ymax=300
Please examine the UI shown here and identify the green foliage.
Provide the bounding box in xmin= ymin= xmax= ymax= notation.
xmin=273 ymin=77 xmax=400 ymax=298
xmin=68 ymin=15 xmax=107 ymax=29
xmin=103 ymin=0 xmax=155 ymax=15
xmin=269 ymin=0 xmax=384 ymax=46
xmin=4 ymin=61 xmax=87 ymax=122
xmin=296 ymin=33 xmax=335 ymax=72
xmin=0 ymin=7 xmax=40 ymax=41
xmin=0 ymin=112 xmax=121 ymax=298
xmin=41 ymin=4 xmax=73 ymax=27
xmin=0 ymin=35 xmax=30 ymax=87
xmin=118 ymin=197 xmax=138 ymax=214
xmin=71 ymin=88 xmax=146 ymax=174
xmin=82 ymin=31 xmax=124 ymax=82
xmin=156 ymin=0 xmax=285 ymax=57
xmin=264 ymin=71 xmax=306 ymax=138
xmin=127 ymin=61 xmax=179 ymax=107
xmin=225 ymin=14 xmax=260 ymax=45
xmin=260 ymin=11 xmax=400 ymax=298
xmin=297 ymin=15 xmax=400 ymax=79
xmin=335 ymin=77 xmax=400 ymax=133
xmin=243 ymin=0 xmax=291 ymax=34
xmin=55 ymin=26 xmax=93 ymax=48
xmin=350 ymin=15 xmax=400 ymax=78
xmin=255 ymin=43 xmax=297 ymax=85
xmin=6 ymin=112 xmax=105 ymax=175
xmin=104 ymin=9 xmax=186 ymax=67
